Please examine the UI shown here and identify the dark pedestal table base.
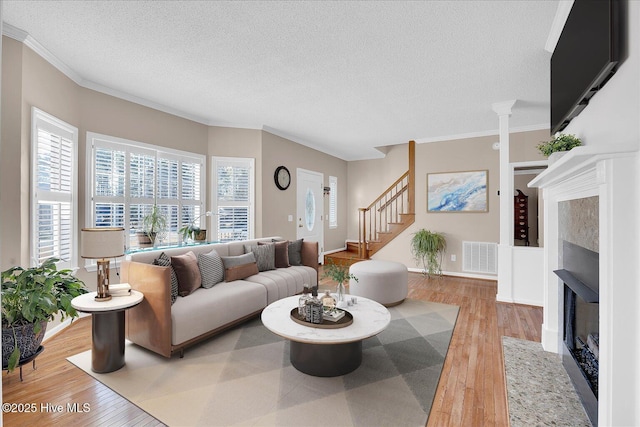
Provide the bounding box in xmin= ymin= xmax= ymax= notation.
xmin=91 ymin=310 xmax=125 ymax=373
xmin=290 ymin=340 xmax=362 ymax=377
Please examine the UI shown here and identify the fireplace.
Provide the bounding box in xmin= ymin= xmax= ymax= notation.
xmin=555 ymin=240 xmax=599 ymax=426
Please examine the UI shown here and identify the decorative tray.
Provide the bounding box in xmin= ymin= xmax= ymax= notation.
xmin=289 ymin=308 xmax=353 ymax=329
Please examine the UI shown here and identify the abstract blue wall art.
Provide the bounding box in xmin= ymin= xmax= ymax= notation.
xmin=427 ymin=170 xmax=488 ymax=212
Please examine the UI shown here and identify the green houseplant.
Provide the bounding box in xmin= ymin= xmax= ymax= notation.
xmin=322 ymin=260 xmax=358 ymax=303
xmin=179 ymin=211 xmax=212 ymax=242
xmin=139 ymin=203 xmax=167 ymax=246
xmin=536 ymin=133 xmax=582 ymax=157
xmin=1 ymin=258 xmax=87 ymax=372
xmin=410 ymin=229 xmax=446 ymax=278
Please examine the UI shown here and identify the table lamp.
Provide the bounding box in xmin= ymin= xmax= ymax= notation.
xmin=81 ymin=227 xmax=125 ymax=301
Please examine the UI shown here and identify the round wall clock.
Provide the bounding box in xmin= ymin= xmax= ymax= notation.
xmin=274 ymin=166 xmax=291 ymax=190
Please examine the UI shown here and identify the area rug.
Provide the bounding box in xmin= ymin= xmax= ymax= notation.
xmin=502 ymin=336 xmax=591 ymax=427
xmin=68 ymin=299 xmax=458 ymax=427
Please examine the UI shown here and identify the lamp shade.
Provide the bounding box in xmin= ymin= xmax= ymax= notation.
xmin=81 ymin=227 xmax=125 ymax=259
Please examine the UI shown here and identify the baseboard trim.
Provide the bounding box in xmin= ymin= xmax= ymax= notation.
xmin=323 ymin=246 xmax=347 ymax=256
xmin=496 ymin=294 xmax=515 ymax=304
xmin=497 ymin=295 xmax=543 ymax=307
xmin=43 ymin=312 xmax=90 ymax=342
xmin=541 ymin=324 xmax=561 ymax=353
xmin=408 ymin=267 xmax=497 ymax=281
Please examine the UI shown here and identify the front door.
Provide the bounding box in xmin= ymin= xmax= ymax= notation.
xmin=296 ymin=168 xmax=323 ymax=263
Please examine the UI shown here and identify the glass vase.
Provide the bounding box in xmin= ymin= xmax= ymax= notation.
xmin=336 ymin=282 xmax=346 ymax=302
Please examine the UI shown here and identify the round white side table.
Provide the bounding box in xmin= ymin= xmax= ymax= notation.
xmin=71 ymin=289 xmax=143 ymax=373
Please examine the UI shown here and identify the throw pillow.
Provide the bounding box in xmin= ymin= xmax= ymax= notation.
xmin=221 ymin=252 xmax=259 ymax=282
xmin=244 ymin=243 xmax=275 ymax=272
xmin=153 ymin=252 xmax=179 ymax=305
xmin=288 ymin=238 xmax=304 ymax=266
xmin=171 ymin=251 xmax=202 ymax=297
xmin=198 ymin=250 xmax=225 ymax=289
xmin=259 ymin=240 xmax=289 ymax=268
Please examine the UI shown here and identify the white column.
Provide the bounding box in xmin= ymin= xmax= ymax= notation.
xmin=599 ymin=155 xmax=640 ymax=426
xmin=492 ymin=100 xmax=516 ymax=302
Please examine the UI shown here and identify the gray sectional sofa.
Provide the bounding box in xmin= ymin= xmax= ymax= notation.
xmin=121 ymin=237 xmax=318 ymax=358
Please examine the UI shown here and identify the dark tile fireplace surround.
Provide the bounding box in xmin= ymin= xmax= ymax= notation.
xmin=555 ymin=240 xmax=599 ymax=426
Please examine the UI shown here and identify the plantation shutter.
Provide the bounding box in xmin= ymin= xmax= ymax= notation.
xmin=32 ymin=108 xmax=78 ymax=268
xmin=180 ymin=160 xmax=202 ymax=227
xmin=213 ymin=157 xmax=254 ymax=242
xmin=87 ymin=132 xmax=205 ymax=249
xmin=94 ymin=146 xmax=126 ymax=228
xmin=329 ymin=176 xmax=338 ymax=228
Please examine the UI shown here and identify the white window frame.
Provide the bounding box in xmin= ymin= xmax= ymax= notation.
xmin=86 ymin=132 xmax=205 ymax=259
xmin=329 ymin=175 xmax=338 ymax=229
xmin=31 ymin=107 xmax=79 ymax=268
xmin=211 ymin=156 xmax=255 ymax=241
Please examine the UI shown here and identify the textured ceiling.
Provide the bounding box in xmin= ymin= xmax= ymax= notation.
xmin=3 ymin=1 xmax=559 ymax=160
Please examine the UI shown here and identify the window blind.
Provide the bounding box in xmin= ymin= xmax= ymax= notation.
xmin=329 ymin=176 xmax=338 ymax=228
xmin=87 ymin=132 xmax=205 ymax=249
xmin=213 ymin=157 xmax=254 ymax=242
xmin=32 ymin=108 xmax=78 ymax=268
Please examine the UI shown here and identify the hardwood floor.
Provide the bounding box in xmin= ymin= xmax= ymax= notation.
xmin=2 ymin=270 xmax=542 ymax=426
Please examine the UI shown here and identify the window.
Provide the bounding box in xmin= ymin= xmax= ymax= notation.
xmin=87 ymin=132 xmax=205 ymax=250
xmin=212 ymin=157 xmax=254 ymax=242
xmin=31 ymin=108 xmax=78 ymax=268
xmin=329 ymin=176 xmax=338 ymax=228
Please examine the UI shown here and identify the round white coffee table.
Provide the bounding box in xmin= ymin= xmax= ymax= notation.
xmin=71 ymin=289 xmax=143 ymax=373
xmin=261 ymin=295 xmax=390 ymax=376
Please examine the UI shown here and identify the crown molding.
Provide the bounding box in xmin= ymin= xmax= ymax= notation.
xmin=3 ymin=21 xmax=211 ymax=126
xmin=3 ymin=22 xmax=84 ymax=84
xmin=81 ymin=79 xmax=211 ymax=125
xmin=2 ymin=22 xmax=550 ymax=161
xmin=414 ymin=123 xmax=549 ymax=145
xmin=261 ymin=126 xmax=385 ymax=161
xmin=2 ymin=21 xmax=28 ymax=42
xmin=545 ymin=0 xmax=574 ymax=53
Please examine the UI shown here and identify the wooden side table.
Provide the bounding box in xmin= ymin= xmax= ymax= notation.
xmin=71 ymin=289 xmax=144 ymax=373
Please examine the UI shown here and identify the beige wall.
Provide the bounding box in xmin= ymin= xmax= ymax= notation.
xmin=1 ymin=35 xmax=546 ymax=282
xmin=347 ymin=143 xmax=409 ymax=238
xmin=1 ymin=38 xmax=212 ymax=285
xmin=2 ymin=39 xmax=83 ymax=268
xmin=261 ymin=131 xmax=348 ymax=253
xmin=1 ymin=38 xmax=26 ymax=267
xmin=510 ymin=129 xmax=548 ymax=163
xmin=348 ymin=131 xmax=545 ymax=274
xmin=0 ymin=38 xmax=350 ymax=278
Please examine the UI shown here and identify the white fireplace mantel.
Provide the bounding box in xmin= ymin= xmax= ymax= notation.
xmin=529 ymin=143 xmax=636 ymax=189
xmin=529 ymin=143 xmax=639 ymax=426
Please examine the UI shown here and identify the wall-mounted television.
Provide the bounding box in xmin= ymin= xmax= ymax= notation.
xmin=551 ymin=0 xmax=620 ymax=134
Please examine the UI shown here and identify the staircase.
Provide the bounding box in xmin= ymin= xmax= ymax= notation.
xmin=324 ymin=141 xmax=416 ymax=266
xmin=323 ymin=242 xmax=363 ymax=267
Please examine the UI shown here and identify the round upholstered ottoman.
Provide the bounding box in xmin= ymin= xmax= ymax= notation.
xmin=349 ymin=260 xmax=408 ymax=307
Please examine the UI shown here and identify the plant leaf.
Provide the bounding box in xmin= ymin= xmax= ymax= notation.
xmin=7 ymin=346 xmax=20 ymax=372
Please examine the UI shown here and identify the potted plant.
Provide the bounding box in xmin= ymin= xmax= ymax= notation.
xmin=536 ymin=133 xmax=582 ymax=158
xmin=410 ymin=229 xmax=446 ymax=278
xmin=1 ymin=258 xmax=88 ymax=372
xmin=179 ymin=211 xmax=212 ymax=242
xmin=322 ymin=260 xmax=358 ymax=303
xmin=138 ymin=204 xmax=167 ymax=246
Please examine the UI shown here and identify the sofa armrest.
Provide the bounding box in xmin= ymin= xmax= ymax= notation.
xmin=301 ymin=241 xmax=319 ymax=279
xmin=122 ymin=260 xmax=172 ymax=358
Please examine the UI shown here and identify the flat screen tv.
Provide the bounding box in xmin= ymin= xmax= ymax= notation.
xmin=551 ymin=0 xmax=620 ymax=134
